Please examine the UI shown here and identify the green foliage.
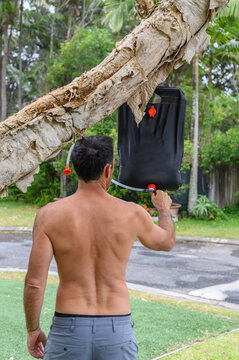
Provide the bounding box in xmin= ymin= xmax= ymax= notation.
xmin=181 ymin=210 xmax=188 ymax=218
xmin=191 ymin=195 xmax=226 ymax=220
xmin=205 ymin=18 xmax=239 ymax=66
xmin=201 ymin=87 xmax=238 ymax=133
xmin=201 ymin=126 xmax=239 ymax=171
xmin=0 ymin=0 xmax=17 ymax=23
xmin=46 ymin=27 xmax=115 ymax=89
xmin=218 ymin=0 xmax=239 ymax=18
xmin=181 ymin=140 xmax=193 ymax=171
xmin=102 ymin=0 xmax=135 ymax=33
xmin=8 ymin=161 xmax=60 ymax=207
xmin=223 ymin=204 xmax=239 ymax=215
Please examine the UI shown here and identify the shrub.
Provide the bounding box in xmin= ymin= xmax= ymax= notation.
xmin=191 ymin=195 xmax=222 ymax=220
xmin=223 ymin=204 xmax=239 ymax=215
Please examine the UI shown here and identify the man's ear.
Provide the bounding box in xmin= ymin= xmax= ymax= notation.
xmin=104 ymin=163 xmax=112 ymax=179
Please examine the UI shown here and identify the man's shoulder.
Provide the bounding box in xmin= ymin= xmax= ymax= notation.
xmin=38 ymin=200 xmax=56 ymax=214
xmin=36 ymin=199 xmax=62 ymax=224
xmin=39 ymin=197 xmax=70 ymax=213
xmin=109 ymin=195 xmax=142 ymax=213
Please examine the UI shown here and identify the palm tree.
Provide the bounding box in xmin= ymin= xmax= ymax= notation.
xmin=218 ymin=0 xmax=239 ymax=18
xmin=206 ymin=17 xmax=239 ymax=84
xmin=102 ymin=0 xmax=135 ymax=33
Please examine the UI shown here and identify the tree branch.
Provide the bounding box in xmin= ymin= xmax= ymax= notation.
xmin=134 ymin=0 xmax=155 ymax=19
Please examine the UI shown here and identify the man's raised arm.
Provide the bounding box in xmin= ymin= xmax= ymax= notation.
xmin=24 ymin=208 xmax=53 ymax=359
xmin=136 ymin=190 xmax=175 ymax=252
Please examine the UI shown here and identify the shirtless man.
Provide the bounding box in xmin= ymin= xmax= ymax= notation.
xmin=24 ymin=135 xmax=175 ymax=360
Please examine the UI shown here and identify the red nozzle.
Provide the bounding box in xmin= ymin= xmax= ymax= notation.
xmin=63 ymin=164 xmax=71 ymax=175
xmin=148 ymin=105 xmax=156 ymax=118
xmin=147 ymin=184 xmax=156 ymax=192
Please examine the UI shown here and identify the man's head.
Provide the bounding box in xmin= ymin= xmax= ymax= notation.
xmin=72 ymin=136 xmax=114 ymax=190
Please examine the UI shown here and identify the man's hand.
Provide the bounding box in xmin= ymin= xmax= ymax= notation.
xmin=27 ymin=327 xmax=47 ymax=359
xmin=151 ymin=190 xmax=172 ymax=211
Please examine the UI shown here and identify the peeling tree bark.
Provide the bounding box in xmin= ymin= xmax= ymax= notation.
xmin=0 ymin=0 xmax=228 ymax=197
xmin=134 ymin=0 xmax=155 ymax=18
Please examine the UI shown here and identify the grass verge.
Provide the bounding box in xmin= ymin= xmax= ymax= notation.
xmin=165 ymin=330 xmax=239 ymax=360
xmin=174 ymin=216 xmax=239 ymax=239
xmin=1 ymin=272 xmax=239 ymax=360
xmin=0 ymin=200 xmax=38 ymax=227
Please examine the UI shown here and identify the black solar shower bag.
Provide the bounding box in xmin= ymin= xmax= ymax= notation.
xmin=117 ymin=87 xmax=186 ymax=191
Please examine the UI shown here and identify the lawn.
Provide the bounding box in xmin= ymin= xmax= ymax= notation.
xmin=1 ymin=272 xmax=239 ymax=360
xmin=174 ymin=216 xmax=239 ymax=239
xmin=0 ymin=200 xmax=38 ymax=227
xmin=166 ymin=331 xmax=239 ymax=360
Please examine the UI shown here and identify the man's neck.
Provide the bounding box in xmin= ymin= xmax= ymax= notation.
xmin=76 ymin=180 xmax=107 ymax=195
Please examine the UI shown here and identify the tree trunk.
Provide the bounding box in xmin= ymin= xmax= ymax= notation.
xmin=50 ymin=5 xmax=57 ymax=59
xmin=0 ymin=29 xmax=2 ymax=107
xmin=1 ymin=21 xmax=9 ymax=122
xmin=18 ymin=0 xmax=24 ymax=110
xmin=188 ymin=55 xmax=199 ymax=214
xmin=80 ymin=0 xmax=86 ymax=27
xmin=60 ymin=151 xmax=67 ymax=198
xmin=0 ymin=0 xmax=229 ymax=196
xmin=67 ymin=2 xmax=73 ymax=41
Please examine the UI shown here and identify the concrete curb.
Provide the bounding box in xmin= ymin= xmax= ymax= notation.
xmin=0 ymin=226 xmax=32 ymax=232
xmin=127 ymin=282 xmax=239 ymax=311
xmin=0 ymin=227 xmax=239 ymax=246
xmin=176 ymin=236 xmax=239 ymax=246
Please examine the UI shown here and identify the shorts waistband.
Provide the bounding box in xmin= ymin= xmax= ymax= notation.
xmin=52 ymin=313 xmax=133 ymax=327
xmin=55 ymin=311 xmax=131 ymax=318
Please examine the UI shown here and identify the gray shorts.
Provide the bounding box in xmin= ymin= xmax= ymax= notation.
xmin=43 ymin=313 xmax=138 ymax=360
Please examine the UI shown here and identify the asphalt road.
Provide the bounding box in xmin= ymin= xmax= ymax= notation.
xmin=0 ymin=232 xmax=239 ymax=308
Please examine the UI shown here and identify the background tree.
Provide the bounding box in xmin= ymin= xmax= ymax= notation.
xmin=187 ymin=54 xmax=199 ymax=214
xmin=0 ymin=0 xmax=18 ymax=121
xmin=18 ymin=0 xmax=23 ymax=110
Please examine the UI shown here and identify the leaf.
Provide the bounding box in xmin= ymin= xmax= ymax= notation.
xmin=6 ymin=1 xmax=14 ymax=12
xmin=218 ymin=0 xmax=239 ymax=18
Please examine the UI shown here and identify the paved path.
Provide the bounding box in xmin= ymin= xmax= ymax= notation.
xmin=0 ymin=232 xmax=239 ymax=309
xmin=128 ymin=242 xmax=239 ymax=309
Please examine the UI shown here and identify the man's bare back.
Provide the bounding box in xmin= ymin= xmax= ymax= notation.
xmin=44 ymin=188 xmax=139 ymax=315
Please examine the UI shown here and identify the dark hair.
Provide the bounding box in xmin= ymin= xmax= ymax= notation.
xmin=71 ymin=136 xmax=114 ymax=182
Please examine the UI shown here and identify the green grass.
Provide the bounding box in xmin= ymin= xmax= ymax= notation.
xmin=0 ymin=200 xmax=38 ymax=227
xmin=174 ymin=216 xmax=239 ymax=239
xmin=1 ymin=274 xmax=239 ymax=360
xmin=166 ymin=331 xmax=239 ymax=359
